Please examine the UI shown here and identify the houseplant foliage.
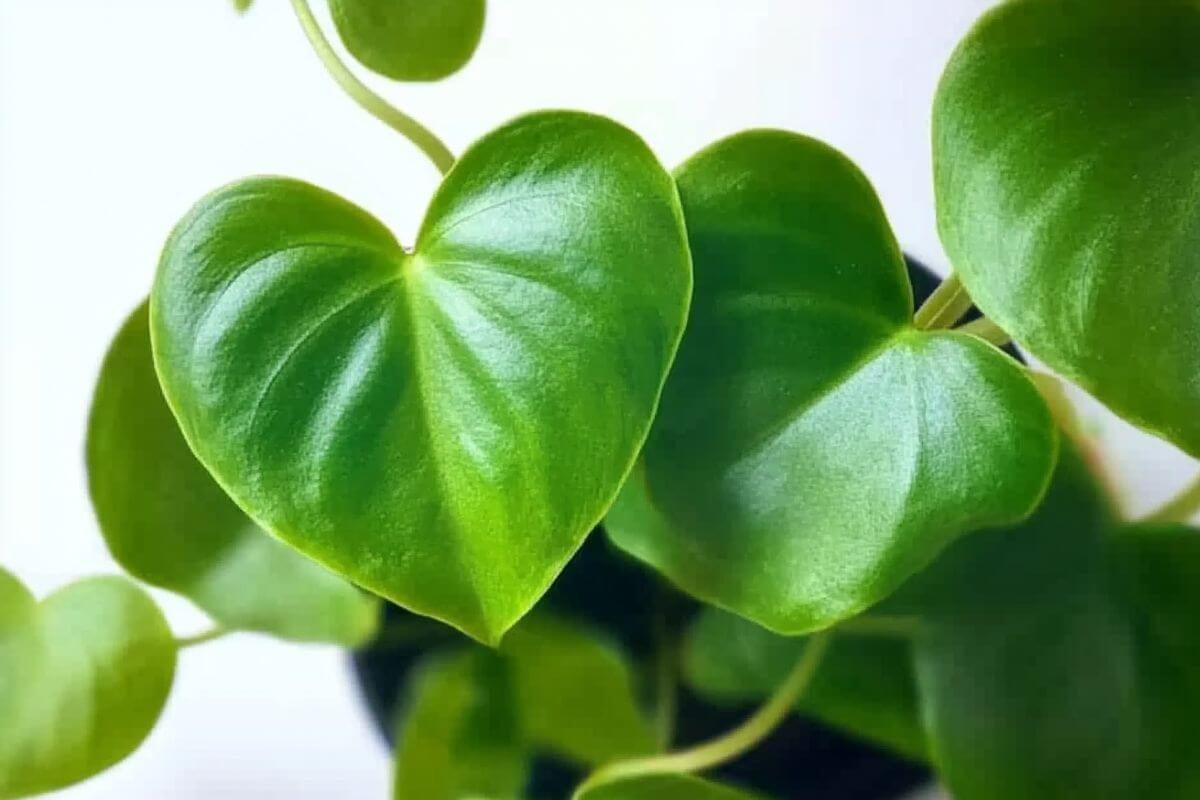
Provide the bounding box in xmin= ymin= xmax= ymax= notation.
xmin=4 ymin=0 xmax=1200 ymax=798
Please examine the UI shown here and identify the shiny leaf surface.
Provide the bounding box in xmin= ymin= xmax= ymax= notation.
xmin=934 ymin=0 xmax=1200 ymax=454
xmin=608 ymin=130 xmax=1056 ymax=634
xmin=151 ymin=111 xmax=691 ymax=643
xmin=88 ymin=302 xmax=379 ymax=645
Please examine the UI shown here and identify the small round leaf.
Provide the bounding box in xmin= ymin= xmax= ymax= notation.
xmin=330 ymin=0 xmax=485 ymax=82
xmin=0 ymin=570 xmax=176 ymax=798
xmin=151 ymin=111 xmax=691 ymax=644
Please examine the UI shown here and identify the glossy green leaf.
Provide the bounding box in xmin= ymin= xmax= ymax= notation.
xmin=575 ymin=773 xmax=765 ymax=800
xmin=0 ymin=569 xmax=176 ymax=798
xmin=330 ymin=0 xmax=485 ymax=82
xmin=501 ymin=615 xmax=656 ymax=765
xmin=393 ymin=650 xmax=527 ymax=800
xmin=607 ymin=130 xmax=1056 ymax=635
xmin=682 ymin=608 xmax=926 ymax=761
xmin=151 ymin=111 xmax=690 ymax=644
xmin=934 ymin=0 xmax=1200 ymax=455
xmin=903 ymin=441 xmax=1200 ymax=799
xmin=88 ymin=302 xmax=379 ymax=645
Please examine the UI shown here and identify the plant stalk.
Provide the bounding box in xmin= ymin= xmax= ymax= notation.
xmin=955 ymin=316 xmax=1012 ymax=348
xmin=914 ymin=273 xmax=973 ymax=330
xmin=289 ymin=0 xmax=456 ymax=174
xmin=176 ymin=627 xmax=229 ymax=649
xmin=573 ymin=633 xmax=831 ymax=796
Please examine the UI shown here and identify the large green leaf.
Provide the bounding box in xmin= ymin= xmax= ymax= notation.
xmin=330 ymin=0 xmax=485 ymax=82
xmin=607 ymin=130 xmax=1056 ymax=635
xmin=88 ymin=302 xmax=379 ymax=645
xmin=934 ymin=0 xmax=1200 ymax=455
xmin=151 ymin=111 xmax=691 ymax=644
xmin=392 ymin=650 xmax=527 ymax=800
xmin=0 ymin=569 xmax=176 ymax=798
xmin=501 ymin=615 xmax=656 ymax=765
xmin=903 ymin=442 xmax=1200 ymax=799
xmin=682 ymin=608 xmax=926 ymax=761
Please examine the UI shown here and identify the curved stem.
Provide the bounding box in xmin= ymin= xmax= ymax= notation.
xmin=1143 ymin=471 xmax=1200 ymax=524
xmin=574 ymin=633 xmax=831 ymax=796
xmin=955 ymin=316 xmax=1012 ymax=348
xmin=176 ymin=627 xmax=229 ymax=649
xmin=914 ymin=273 xmax=973 ymax=330
xmin=289 ymin=0 xmax=455 ymax=174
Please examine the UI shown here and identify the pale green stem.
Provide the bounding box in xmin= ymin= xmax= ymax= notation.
xmin=955 ymin=316 xmax=1012 ymax=348
xmin=176 ymin=627 xmax=229 ymax=649
xmin=914 ymin=273 xmax=973 ymax=330
xmin=289 ymin=0 xmax=455 ymax=174
xmin=1143 ymin=471 xmax=1200 ymax=524
xmin=573 ymin=633 xmax=831 ymax=797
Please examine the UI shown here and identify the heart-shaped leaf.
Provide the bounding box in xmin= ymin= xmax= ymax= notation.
xmin=500 ymin=615 xmax=656 ymax=765
xmin=607 ymin=130 xmax=1056 ymax=635
xmin=392 ymin=650 xmax=527 ymax=800
xmin=934 ymin=0 xmax=1200 ymax=455
xmin=575 ymin=773 xmax=765 ymax=800
xmin=900 ymin=440 xmax=1200 ymax=799
xmin=151 ymin=111 xmax=691 ymax=643
xmin=0 ymin=569 xmax=176 ymax=798
xmin=88 ymin=301 xmax=380 ymax=645
xmin=330 ymin=0 xmax=485 ymax=82
xmin=682 ymin=608 xmax=926 ymax=761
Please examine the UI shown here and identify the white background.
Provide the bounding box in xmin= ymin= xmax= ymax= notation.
xmin=0 ymin=1 xmax=1193 ymax=797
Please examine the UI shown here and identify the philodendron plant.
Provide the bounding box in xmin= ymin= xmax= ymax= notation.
xmin=5 ymin=0 xmax=1200 ymax=797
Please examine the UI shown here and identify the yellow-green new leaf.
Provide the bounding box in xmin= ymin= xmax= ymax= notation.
xmin=393 ymin=651 xmax=527 ymax=800
xmin=151 ymin=111 xmax=691 ymax=643
xmin=934 ymin=0 xmax=1200 ymax=455
xmin=608 ymin=130 xmax=1056 ymax=635
xmin=0 ymin=570 xmax=176 ymax=798
xmin=330 ymin=0 xmax=485 ymax=81
xmin=88 ymin=302 xmax=379 ymax=645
